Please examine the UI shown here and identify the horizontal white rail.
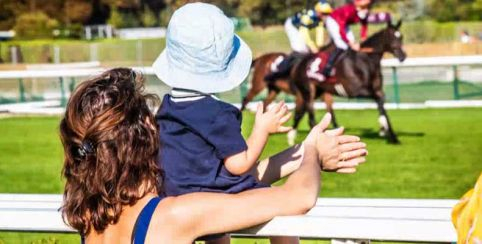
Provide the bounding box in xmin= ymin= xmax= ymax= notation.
xmin=25 ymin=61 xmax=101 ymax=70
xmin=0 ymin=55 xmax=481 ymax=79
xmin=382 ymin=55 xmax=482 ymax=67
xmin=0 ymin=194 xmax=458 ymax=242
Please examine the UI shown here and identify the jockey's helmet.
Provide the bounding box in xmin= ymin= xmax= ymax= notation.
xmin=300 ymin=9 xmax=317 ymax=26
xmin=315 ymin=1 xmax=333 ymax=14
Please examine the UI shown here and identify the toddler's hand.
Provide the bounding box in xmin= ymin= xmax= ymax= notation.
xmin=254 ymin=102 xmax=292 ymax=134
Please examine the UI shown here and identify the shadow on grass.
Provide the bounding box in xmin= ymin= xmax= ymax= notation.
xmin=346 ymin=127 xmax=425 ymax=140
xmin=288 ymin=128 xmax=424 ymax=145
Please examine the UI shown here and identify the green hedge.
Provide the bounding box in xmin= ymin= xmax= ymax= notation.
xmin=350 ymin=20 xmax=482 ymax=43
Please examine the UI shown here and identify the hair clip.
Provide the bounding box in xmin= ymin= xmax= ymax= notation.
xmin=131 ymin=70 xmax=138 ymax=82
xmin=78 ymin=140 xmax=95 ymax=158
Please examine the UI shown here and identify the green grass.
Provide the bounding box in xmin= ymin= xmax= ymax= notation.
xmin=0 ymin=108 xmax=481 ymax=243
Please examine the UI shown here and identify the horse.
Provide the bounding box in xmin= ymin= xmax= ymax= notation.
xmin=289 ymin=20 xmax=407 ymax=145
xmin=240 ymin=52 xmax=291 ymax=111
xmin=240 ymin=46 xmax=335 ymax=112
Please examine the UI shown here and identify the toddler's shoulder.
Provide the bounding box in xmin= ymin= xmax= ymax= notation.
xmin=213 ymin=98 xmax=241 ymax=115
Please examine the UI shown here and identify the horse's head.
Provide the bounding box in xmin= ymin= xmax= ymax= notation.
xmin=384 ymin=20 xmax=407 ymax=62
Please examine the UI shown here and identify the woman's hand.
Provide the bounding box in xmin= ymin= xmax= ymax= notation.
xmin=304 ymin=113 xmax=367 ymax=173
xmin=253 ymin=102 xmax=292 ymax=134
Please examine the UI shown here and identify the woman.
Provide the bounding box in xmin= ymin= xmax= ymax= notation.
xmin=60 ymin=68 xmax=367 ymax=243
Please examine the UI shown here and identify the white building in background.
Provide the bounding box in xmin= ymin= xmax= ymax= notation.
xmin=83 ymin=25 xmax=166 ymax=40
xmin=0 ymin=31 xmax=15 ymax=41
xmin=116 ymin=28 xmax=166 ymax=40
xmin=84 ymin=25 xmax=114 ymax=40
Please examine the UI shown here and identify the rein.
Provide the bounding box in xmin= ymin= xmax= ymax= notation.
xmin=359 ymin=30 xmax=388 ymax=55
xmin=360 ymin=47 xmax=376 ymax=53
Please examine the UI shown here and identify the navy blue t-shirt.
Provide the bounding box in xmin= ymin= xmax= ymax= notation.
xmin=156 ymin=94 xmax=265 ymax=196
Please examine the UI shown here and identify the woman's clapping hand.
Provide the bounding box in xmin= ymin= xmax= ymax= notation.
xmin=304 ymin=113 xmax=368 ymax=173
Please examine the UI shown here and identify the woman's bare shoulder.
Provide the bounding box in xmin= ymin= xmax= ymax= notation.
xmin=146 ymin=196 xmax=198 ymax=243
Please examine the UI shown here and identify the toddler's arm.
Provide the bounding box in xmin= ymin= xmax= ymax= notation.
xmin=224 ymin=102 xmax=291 ymax=175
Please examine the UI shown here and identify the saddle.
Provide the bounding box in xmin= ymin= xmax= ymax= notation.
xmin=266 ymin=52 xmax=308 ymax=82
xmin=306 ymin=50 xmax=338 ymax=84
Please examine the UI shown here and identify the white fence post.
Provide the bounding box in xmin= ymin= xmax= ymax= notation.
xmin=98 ymin=26 xmax=105 ymax=39
xmin=106 ymin=25 xmax=113 ymax=39
xmin=85 ymin=26 xmax=92 ymax=40
xmin=10 ymin=46 xmax=18 ymax=64
xmin=53 ymin=46 xmax=60 ymax=64
xmin=90 ymin=43 xmax=98 ymax=62
xmin=136 ymin=40 xmax=143 ymax=66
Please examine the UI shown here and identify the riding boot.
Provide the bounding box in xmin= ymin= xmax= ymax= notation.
xmin=322 ymin=48 xmax=343 ymax=77
xmin=265 ymin=53 xmax=299 ymax=82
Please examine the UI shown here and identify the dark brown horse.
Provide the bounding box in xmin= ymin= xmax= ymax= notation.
xmin=290 ymin=20 xmax=406 ymax=144
xmin=240 ymin=46 xmax=335 ymax=112
xmin=240 ymin=45 xmax=337 ymax=125
xmin=240 ymin=52 xmax=292 ymax=111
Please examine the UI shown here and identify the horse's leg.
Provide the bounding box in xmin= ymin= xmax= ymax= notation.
xmin=288 ymin=94 xmax=305 ymax=146
xmin=323 ymin=92 xmax=338 ymax=128
xmin=375 ymin=97 xmax=400 ymax=144
xmin=306 ymin=83 xmax=317 ymax=129
xmin=263 ymin=87 xmax=279 ymax=110
xmin=241 ymin=75 xmax=267 ymax=111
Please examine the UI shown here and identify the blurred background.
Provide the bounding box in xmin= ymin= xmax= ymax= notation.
xmin=0 ymin=0 xmax=481 ymax=243
xmin=0 ymin=0 xmax=482 ymax=104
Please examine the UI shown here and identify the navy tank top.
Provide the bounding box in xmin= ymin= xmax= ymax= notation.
xmin=80 ymin=197 xmax=162 ymax=244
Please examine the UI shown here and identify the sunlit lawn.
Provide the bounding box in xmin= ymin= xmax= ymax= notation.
xmin=0 ymin=108 xmax=481 ymax=243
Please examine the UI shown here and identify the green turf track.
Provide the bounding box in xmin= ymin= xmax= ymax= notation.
xmin=0 ymin=108 xmax=481 ymax=243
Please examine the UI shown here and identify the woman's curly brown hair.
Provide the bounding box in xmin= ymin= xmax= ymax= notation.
xmin=59 ymin=68 xmax=162 ymax=235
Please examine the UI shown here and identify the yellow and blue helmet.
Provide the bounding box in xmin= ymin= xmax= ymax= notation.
xmin=300 ymin=9 xmax=317 ymax=26
xmin=315 ymin=0 xmax=333 ymax=14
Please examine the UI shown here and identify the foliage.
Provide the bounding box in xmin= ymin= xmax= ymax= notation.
xmin=120 ymin=12 xmax=142 ymax=28
xmin=64 ymin=0 xmax=93 ymax=24
xmin=107 ymin=7 xmax=123 ymax=28
xmin=2 ymin=0 xmax=482 ymax=40
xmin=141 ymin=6 xmax=158 ymax=27
xmin=427 ymin=0 xmax=482 ymax=22
xmin=13 ymin=11 xmax=60 ymax=39
xmin=159 ymin=5 xmax=175 ymax=27
xmin=237 ymin=0 xmax=303 ymax=25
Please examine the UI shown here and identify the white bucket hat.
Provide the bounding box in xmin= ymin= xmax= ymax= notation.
xmin=152 ymin=3 xmax=252 ymax=93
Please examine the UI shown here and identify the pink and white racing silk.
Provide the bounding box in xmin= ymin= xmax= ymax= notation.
xmin=329 ymin=3 xmax=368 ymax=43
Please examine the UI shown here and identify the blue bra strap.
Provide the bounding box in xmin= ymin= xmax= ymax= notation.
xmin=132 ymin=197 xmax=162 ymax=244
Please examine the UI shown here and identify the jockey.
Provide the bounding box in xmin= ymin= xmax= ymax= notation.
xmin=315 ymin=0 xmax=372 ymax=81
xmin=265 ymin=0 xmax=332 ymax=82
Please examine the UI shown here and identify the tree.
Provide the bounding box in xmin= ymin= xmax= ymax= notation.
xmin=107 ymin=7 xmax=124 ymax=28
xmin=141 ymin=6 xmax=158 ymax=26
xmin=426 ymin=0 xmax=481 ymax=22
xmin=469 ymin=0 xmax=482 ymax=20
xmin=238 ymin=0 xmax=305 ymax=25
xmin=64 ymin=0 xmax=94 ymax=24
xmin=14 ymin=11 xmax=59 ymax=39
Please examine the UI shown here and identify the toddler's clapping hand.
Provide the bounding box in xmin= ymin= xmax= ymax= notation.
xmin=254 ymin=102 xmax=292 ymax=134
